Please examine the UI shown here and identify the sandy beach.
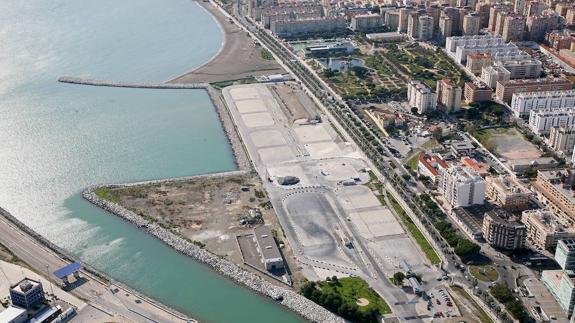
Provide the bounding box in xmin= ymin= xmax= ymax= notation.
xmin=169 ymin=0 xmax=285 ymax=84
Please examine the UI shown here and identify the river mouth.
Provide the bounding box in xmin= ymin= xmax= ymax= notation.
xmin=0 ymin=0 xmax=303 ymax=322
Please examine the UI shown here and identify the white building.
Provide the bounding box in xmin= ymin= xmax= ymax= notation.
xmin=529 ymin=108 xmax=575 ymax=135
xmin=351 ymin=14 xmax=383 ymax=31
xmin=445 ymin=35 xmax=521 ymax=63
xmin=511 ymin=90 xmax=575 ymax=118
xmin=438 ymin=166 xmax=486 ymax=208
xmin=407 ymin=80 xmax=437 ymax=114
xmin=549 ymin=126 xmax=575 ymax=156
xmin=481 ymin=64 xmax=510 ymax=88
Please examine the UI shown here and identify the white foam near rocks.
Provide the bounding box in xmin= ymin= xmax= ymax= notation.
xmin=83 ymin=185 xmax=344 ymax=323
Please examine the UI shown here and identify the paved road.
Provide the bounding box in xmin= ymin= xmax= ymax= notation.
xmin=0 ymin=213 xmax=191 ymax=323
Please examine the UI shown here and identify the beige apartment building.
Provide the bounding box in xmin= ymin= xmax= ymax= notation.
xmin=485 ymin=175 xmax=532 ymax=211
xmin=522 ymin=209 xmax=575 ymax=250
xmin=533 ymin=169 xmax=575 ymax=226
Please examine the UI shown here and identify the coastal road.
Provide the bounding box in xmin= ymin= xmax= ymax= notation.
xmin=0 ymin=212 xmax=191 ymax=323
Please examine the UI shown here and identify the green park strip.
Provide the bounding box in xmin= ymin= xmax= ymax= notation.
xmin=300 ymin=276 xmax=391 ymax=323
xmin=382 ymin=193 xmax=441 ymax=265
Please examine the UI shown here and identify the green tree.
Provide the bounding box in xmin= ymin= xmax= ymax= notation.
xmin=393 ymin=272 xmax=405 ymax=285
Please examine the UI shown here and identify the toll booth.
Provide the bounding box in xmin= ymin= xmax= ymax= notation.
xmin=53 ymin=262 xmax=81 ymax=285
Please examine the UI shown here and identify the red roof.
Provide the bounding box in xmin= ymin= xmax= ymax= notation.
xmin=418 ymin=152 xmax=449 ymax=176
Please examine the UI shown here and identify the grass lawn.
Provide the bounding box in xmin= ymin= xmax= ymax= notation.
xmin=383 ymin=193 xmax=441 ymax=265
xmin=473 ymin=127 xmax=512 ymax=147
xmin=469 ymin=265 xmax=499 ymax=282
xmin=94 ymin=187 xmax=120 ymax=204
xmin=451 ymin=285 xmax=494 ymax=323
xmin=318 ymin=277 xmax=391 ymax=315
xmin=404 ymin=151 xmax=420 ymax=171
xmin=260 ymin=48 xmax=273 ymax=60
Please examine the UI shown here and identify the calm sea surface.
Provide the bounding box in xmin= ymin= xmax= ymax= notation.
xmin=0 ymin=0 xmax=302 ymax=322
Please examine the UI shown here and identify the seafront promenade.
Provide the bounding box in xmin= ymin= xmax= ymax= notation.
xmin=0 ymin=207 xmax=194 ymax=323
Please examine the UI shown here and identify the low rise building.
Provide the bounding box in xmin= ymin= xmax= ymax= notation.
xmin=407 ymin=80 xmax=437 ymax=114
xmin=485 ymin=175 xmax=532 ymax=211
xmin=495 ymin=77 xmax=574 ymax=103
xmin=436 ymin=79 xmax=462 ymax=113
xmin=254 ymin=225 xmax=284 ymax=271
xmin=549 ymin=125 xmax=575 ymax=156
xmin=528 ymin=108 xmax=575 ymax=135
xmin=533 ymin=170 xmax=575 ymax=226
xmin=417 ymin=152 xmax=449 ymax=182
xmin=452 ymin=207 xmax=484 ymax=240
xmin=461 ymin=157 xmax=490 ymax=176
xmin=523 ymin=210 xmax=575 ymax=250
xmin=438 ymin=166 xmax=486 ymax=207
xmin=9 ymin=278 xmax=45 ymax=310
xmin=464 ymin=81 xmax=493 ymax=103
xmin=482 ymin=208 xmax=526 ymax=250
xmin=510 ymin=89 xmax=575 ymax=118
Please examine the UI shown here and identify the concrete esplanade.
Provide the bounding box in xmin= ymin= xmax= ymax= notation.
xmin=58 ymin=76 xmax=209 ymax=89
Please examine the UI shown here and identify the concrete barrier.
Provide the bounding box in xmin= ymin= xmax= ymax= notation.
xmin=58 ymin=76 xmax=208 ymax=89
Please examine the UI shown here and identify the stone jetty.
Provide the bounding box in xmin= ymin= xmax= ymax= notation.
xmin=83 ymin=183 xmax=345 ymax=323
xmin=58 ymin=76 xmax=208 ymax=89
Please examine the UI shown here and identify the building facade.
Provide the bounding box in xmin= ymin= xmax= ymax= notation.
xmin=9 ymin=278 xmax=45 ymax=310
xmin=438 ymin=166 xmax=486 ymax=207
xmin=510 ymin=89 xmax=575 ymax=117
xmin=482 ymin=209 xmax=526 ymax=250
xmin=549 ymin=125 xmax=575 ymax=156
xmin=464 ymin=81 xmax=493 ymax=103
xmin=529 ymin=108 xmax=575 ymax=135
xmin=495 ymin=77 xmax=574 ymax=103
xmin=408 ymin=80 xmax=437 ymax=114
xmin=436 ymin=79 xmax=462 ymax=113
xmin=534 ymin=170 xmax=575 ymax=226
xmin=485 ymin=175 xmax=532 ymax=211
xmin=523 ymin=210 xmax=575 ymax=250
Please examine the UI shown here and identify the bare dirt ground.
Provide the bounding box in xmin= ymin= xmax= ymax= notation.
xmin=108 ymin=173 xmax=306 ymax=287
xmin=270 ymin=84 xmax=312 ymax=123
xmin=169 ymin=1 xmax=284 ymax=84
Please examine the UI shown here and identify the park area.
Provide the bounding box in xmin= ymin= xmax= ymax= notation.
xmin=469 ymin=265 xmax=499 ymax=283
xmin=473 ymin=127 xmax=541 ymax=161
xmin=312 ymin=53 xmax=406 ymax=100
xmin=300 ymin=277 xmax=391 ymax=323
xmin=381 ymin=43 xmax=469 ymax=89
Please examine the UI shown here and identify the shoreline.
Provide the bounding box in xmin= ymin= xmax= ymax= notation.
xmin=164 ymin=0 xmax=228 ymax=83
xmin=82 ymin=180 xmax=344 ymax=323
xmin=0 ymin=206 xmax=193 ymax=322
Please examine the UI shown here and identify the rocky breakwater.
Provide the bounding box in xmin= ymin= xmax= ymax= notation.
xmin=83 ymin=185 xmax=344 ymax=323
